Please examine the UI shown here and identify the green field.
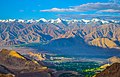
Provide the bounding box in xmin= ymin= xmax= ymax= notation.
xmin=47 ymin=61 xmax=102 ymax=77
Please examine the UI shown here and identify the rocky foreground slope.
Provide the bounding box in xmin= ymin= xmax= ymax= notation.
xmin=96 ymin=63 xmax=120 ymax=77
xmin=0 ymin=49 xmax=53 ymax=77
xmin=95 ymin=56 xmax=120 ymax=77
xmin=0 ymin=18 xmax=120 ymax=49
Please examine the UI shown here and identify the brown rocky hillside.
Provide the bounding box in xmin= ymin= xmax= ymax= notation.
xmin=96 ymin=63 xmax=120 ymax=77
xmin=0 ymin=49 xmax=52 ymax=77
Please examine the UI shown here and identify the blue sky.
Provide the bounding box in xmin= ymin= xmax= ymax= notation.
xmin=0 ymin=0 xmax=120 ymax=19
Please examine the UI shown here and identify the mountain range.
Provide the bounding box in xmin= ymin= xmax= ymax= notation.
xmin=0 ymin=18 xmax=120 ymax=49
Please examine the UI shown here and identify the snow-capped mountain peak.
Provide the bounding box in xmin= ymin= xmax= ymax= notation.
xmin=17 ymin=19 xmax=25 ymax=23
xmin=91 ymin=18 xmax=100 ymax=22
xmin=81 ymin=19 xmax=90 ymax=23
xmin=8 ymin=19 xmax=16 ymax=22
xmin=36 ymin=18 xmax=48 ymax=22
xmin=0 ymin=20 xmax=6 ymax=22
xmin=27 ymin=19 xmax=36 ymax=23
xmin=48 ymin=19 xmax=55 ymax=23
xmin=56 ymin=18 xmax=62 ymax=23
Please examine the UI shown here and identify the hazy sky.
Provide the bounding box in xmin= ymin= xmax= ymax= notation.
xmin=0 ymin=0 xmax=120 ymax=19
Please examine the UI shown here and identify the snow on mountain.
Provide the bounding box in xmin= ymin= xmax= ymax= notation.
xmin=8 ymin=19 xmax=16 ymax=22
xmin=0 ymin=20 xmax=6 ymax=22
xmin=91 ymin=18 xmax=109 ymax=24
xmin=110 ymin=20 xmax=120 ymax=24
xmin=0 ymin=19 xmax=16 ymax=22
xmin=0 ymin=18 xmax=120 ymax=24
xmin=100 ymin=20 xmax=109 ymax=24
xmin=48 ymin=18 xmax=66 ymax=23
xmin=27 ymin=19 xmax=36 ymax=23
xmin=81 ymin=19 xmax=90 ymax=24
xmin=56 ymin=18 xmax=62 ymax=23
xmin=48 ymin=19 xmax=55 ymax=23
xmin=68 ymin=19 xmax=80 ymax=24
xmin=91 ymin=18 xmax=100 ymax=22
xmin=36 ymin=18 xmax=48 ymax=23
xmin=17 ymin=19 xmax=25 ymax=23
